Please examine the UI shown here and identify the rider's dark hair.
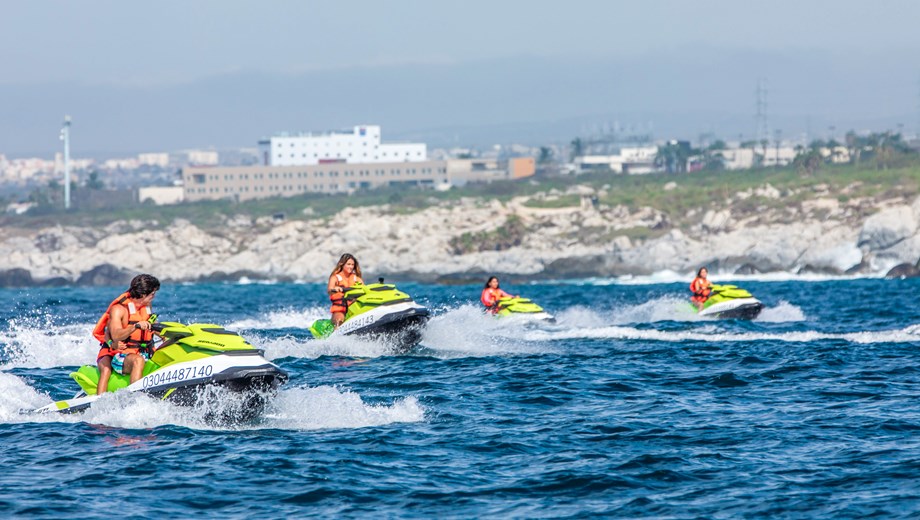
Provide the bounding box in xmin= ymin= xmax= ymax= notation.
xmin=128 ymin=274 xmax=160 ymax=298
xmin=484 ymin=276 xmax=499 ymax=289
xmin=697 ymin=267 xmax=708 ymax=277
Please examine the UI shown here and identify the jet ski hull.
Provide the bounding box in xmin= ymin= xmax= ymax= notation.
xmin=33 ymin=351 xmax=288 ymax=422
xmin=338 ymin=302 xmax=430 ymax=353
xmin=698 ymin=297 xmax=764 ymax=320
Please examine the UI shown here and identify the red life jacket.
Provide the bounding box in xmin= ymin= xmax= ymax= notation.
xmin=330 ymin=272 xmax=362 ymax=314
xmin=690 ymin=277 xmax=712 ymax=301
xmin=481 ymin=287 xmax=511 ymax=310
xmin=93 ymin=292 xmax=154 ymax=358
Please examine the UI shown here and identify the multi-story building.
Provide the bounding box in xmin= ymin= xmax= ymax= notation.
xmin=258 ymin=125 xmax=426 ymax=167
xmin=181 ymin=157 xmax=535 ymax=202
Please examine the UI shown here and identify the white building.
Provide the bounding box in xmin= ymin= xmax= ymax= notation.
xmin=138 ymin=153 xmax=170 ymax=168
xmin=575 ymin=146 xmax=658 ymax=174
xmin=138 ymin=186 xmax=185 ymax=205
xmin=258 ymin=125 xmax=426 ymax=167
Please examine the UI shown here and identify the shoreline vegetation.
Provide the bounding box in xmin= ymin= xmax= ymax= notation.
xmin=3 ymin=158 xmax=920 ymax=287
xmin=8 ymin=158 xmax=920 ymax=230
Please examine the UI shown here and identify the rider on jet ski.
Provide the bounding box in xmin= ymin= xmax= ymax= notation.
xmin=92 ymin=274 xmax=160 ymax=393
xmin=690 ymin=267 xmax=713 ymax=311
xmin=481 ymin=276 xmax=517 ymax=314
xmin=328 ymin=253 xmax=363 ymax=328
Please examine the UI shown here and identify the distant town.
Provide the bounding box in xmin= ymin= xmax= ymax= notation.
xmin=2 ymin=121 xmax=915 ymax=215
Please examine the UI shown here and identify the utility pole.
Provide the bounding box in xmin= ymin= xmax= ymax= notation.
xmin=755 ymin=78 xmax=769 ymax=148
xmin=60 ymin=115 xmax=72 ymax=210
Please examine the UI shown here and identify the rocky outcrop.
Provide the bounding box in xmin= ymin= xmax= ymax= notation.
xmin=885 ymin=263 xmax=920 ymax=279
xmin=3 ymin=191 xmax=920 ymax=285
xmin=76 ymin=264 xmax=136 ymax=287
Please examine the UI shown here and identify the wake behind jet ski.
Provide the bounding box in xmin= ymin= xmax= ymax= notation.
xmin=309 ymin=280 xmax=430 ymax=352
xmin=32 ymin=322 xmax=288 ymax=422
xmin=696 ymin=284 xmax=764 ymax=319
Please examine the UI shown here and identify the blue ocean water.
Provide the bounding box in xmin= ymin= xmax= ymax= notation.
xmin=1 ymin=277 xmax=919 ymax=518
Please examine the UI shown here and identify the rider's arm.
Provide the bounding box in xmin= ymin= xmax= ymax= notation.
xmin=108 ymin=305 xmax=151 ymax=343
xmin=327 ymin=276 xmax=340 ymax=296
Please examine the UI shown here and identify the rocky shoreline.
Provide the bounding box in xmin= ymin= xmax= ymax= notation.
xmin=3 ymin=184 xmax=920 ymax=288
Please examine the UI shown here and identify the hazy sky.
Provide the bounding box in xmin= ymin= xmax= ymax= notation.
xmin=3 ymin=1 xmax=920 ymax=154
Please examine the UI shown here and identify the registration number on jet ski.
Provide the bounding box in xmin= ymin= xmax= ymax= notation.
xmin=142 ymin=365 xmax=214 ymax=389
xmin=340 ymin=315 xmax=376 ymax=334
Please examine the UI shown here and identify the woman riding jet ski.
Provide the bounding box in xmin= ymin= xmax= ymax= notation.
xmin=309 ymin=279 xmax=430 ymax=352
xmin=33 ymin=321 xmax=288 ymax=421
xmin=690 ymin=267 xmax=763 ymax=319
xmin=310 ymin=254 xmax=429 ymax=352
xmin=481 ymin=276 xmax=555 ymax=322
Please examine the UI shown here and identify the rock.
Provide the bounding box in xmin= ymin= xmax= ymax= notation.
xmin=797 ymin=264 xmax=842 ymax=275
xmin=76 ymin=264 xmax=135 ymax=287
xmin=885 ymin=263 xmax=920 ymax=279
xmin=0 ymin=268 xmax=35 ymax=287
xmin=845 ymin=257 xmax=871 ymax=274
xmin=701 ymin=210 xmax=731 ymax=233
xmin=734 ymin=263 xmax=761 ymax=275
xmin=858 ymin=205 xmax=918 ymax=250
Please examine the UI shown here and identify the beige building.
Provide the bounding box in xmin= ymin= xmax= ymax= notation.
xmin=181 ymin=158 xmax=534 ymax=202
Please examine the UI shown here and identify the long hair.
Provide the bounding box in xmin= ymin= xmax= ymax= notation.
xmin=484 ymin=276 xmax=499 ymax=289
xmin=128 ymin=274 xmax=160 ymax=298
xmin=331 ymin=253 xmax=362 ymax=278
xmin=696 ymin=267 xmax=708 ymax=278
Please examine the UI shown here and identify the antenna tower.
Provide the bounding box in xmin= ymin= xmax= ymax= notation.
xmin=60 ymin=116 xmax=72 ymax=210
xmin=755 ymin=78 xmax=769 ymax=145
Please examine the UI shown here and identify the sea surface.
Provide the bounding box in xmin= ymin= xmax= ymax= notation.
xmin=1 ymin=277 xmax=919 ymax=518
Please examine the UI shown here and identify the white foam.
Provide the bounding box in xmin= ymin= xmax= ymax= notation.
xmin=0 ymin=372 xmax=56 ymax=422
xmin=521 ymin=323 xmax=920 ymax=345
xmin=262 ymin=385 xmax=425 ymax=430
xmin=227 ymin=305 xmax=327 ymax=330
xmin=755 ymin=300 xmax=807 ymax=323
xmin=256 ymin=332 xmax=394 ymax=360
xmin=13 ymin=382 xmax=423 ymax=432
xmin=420 ymin=304 xmax=557 ymax=357
xmin=574 ymin=270 xmax=882 ymax=285
xmin=0 ymin=317 xmax=97 ymax=369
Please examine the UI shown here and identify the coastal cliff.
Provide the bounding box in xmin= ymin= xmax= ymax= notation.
xmin=3 ymin=178 xmax=920 ymax=286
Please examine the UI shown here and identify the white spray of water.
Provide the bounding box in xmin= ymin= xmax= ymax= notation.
xmin=0 ymin=316 xmax=97 ymax=370
xmin=575 ymin=270 xmax=881 ymax=286
xmin=756 ymin=300 xmax=807 ymax=323
xmin=420 ymin=304 xmax=557 ymax=357
xmin=7 ymin=376 xmax=423 ymax=432
xmin=256 ymin=333 xmax=394 ymax=361
xmin=521 ymin=322 xmax=920 ymax=345
xmin=227 ymin=305 xmax=327 ymax=330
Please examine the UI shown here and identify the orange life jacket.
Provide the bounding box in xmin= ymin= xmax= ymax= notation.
xmin=481 ymin=287 xmax=511 ymax=309
xmin=690 ymin=277 xmax=712 ymax=300
xmin=92 ymin=292 xmax=154 ymax=357
xmin=330 ymin=272 xmax=362 ymax=314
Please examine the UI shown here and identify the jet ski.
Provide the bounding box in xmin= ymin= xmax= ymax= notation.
xmin=309 ymin=279 xmax=430 ymax=352
xmin=696 ymin=284 xmax=764 ymax=319
xmin=492 ymin=296 xmax=555 ymax=323
xmin=33 ymin=322 xmax=288 ymax=422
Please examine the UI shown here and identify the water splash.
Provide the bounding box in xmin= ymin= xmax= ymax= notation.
xmin=521 ymin=323 xmax=920 ymax=345
xmin=227 ymin=305 xmax=327 ymax=330
xmin=0 ymin=316 xmax=96 ymax=369
xmin=420 ymin=304 xmax=556 ymax=357
xmin=756 ymin=300 xmax=807 ymax=323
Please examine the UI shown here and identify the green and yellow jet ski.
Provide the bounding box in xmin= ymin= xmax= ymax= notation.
xmin=309 ymin=279 xmax=430 ymax=352
xmin=492 ymin=296 xmax=556 ymax=323
xmin=696 ymin=284 xmax=764 ymax=319
xmin=33 ymin=322 xmax=288 ymax=421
